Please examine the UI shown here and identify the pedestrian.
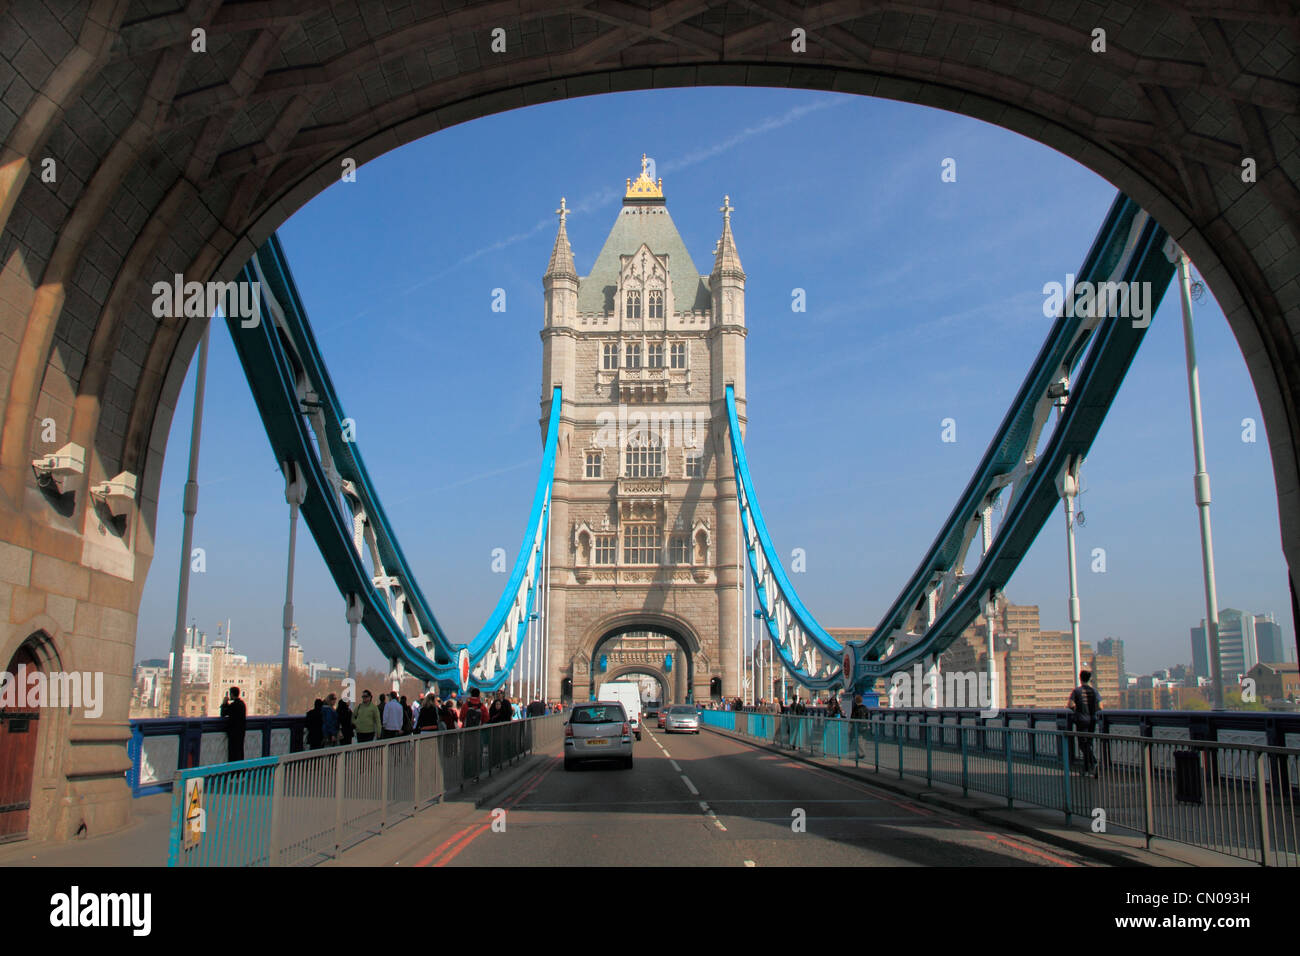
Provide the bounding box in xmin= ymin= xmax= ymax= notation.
xmin=337 ymin=695 xmax=354 ymax=746
xmin=1067 ymin=669 xmax=1101 ymax=775
xmin=410 ymin=695 xmax=421 ymax=734
xmin=527 ymin=695 xmax=546 ymax=718
xmin=440 ymin=696 xmax=459 ymax=731
xmin=382 ymin=691 xmax=404 ymax=739
xmin=353 ymin=689 xmax=379 ymax=742
xmin=220 ymin=686 xmax=246 ymax=762
xmin=400 ymin=695 xmax=413 ymax=735
xmin=321 ymin=692 xmax=339 ymax=745
xmin=306 ymin=698 xmax=324 ymax=750
xmin=826 ymin=696 xmax=843 ymax=718
xmin=849 ymin=693 xmax=869 ymax=757
xmin=419 ymin=693 xmax=441 ymax=732
xmin=460 ymin=688 xmax=488 ymax=728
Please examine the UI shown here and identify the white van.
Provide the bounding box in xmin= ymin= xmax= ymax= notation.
xmin=596 ymin=682 xmax=642 ymax=740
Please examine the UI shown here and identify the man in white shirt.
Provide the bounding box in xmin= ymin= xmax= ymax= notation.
xmin=382 ymin=693 xmax=404 ymax=739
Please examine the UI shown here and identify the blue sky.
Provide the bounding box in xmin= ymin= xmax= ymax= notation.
xmin=136 ymin=86 xmax=1293 ymax=679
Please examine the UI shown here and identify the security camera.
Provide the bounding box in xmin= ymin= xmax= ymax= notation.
xmin=90 ymin=471 xmax=137 ymax=519
xmin=31 ymin=443 xmax=85 ymax=494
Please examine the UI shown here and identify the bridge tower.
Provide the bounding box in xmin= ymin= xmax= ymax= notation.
xmin=540 ymin=158 xmax=746 ymax=703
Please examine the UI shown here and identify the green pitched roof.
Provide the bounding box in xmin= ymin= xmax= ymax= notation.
xmin=576 ymin=202 xmax=712 ymax=314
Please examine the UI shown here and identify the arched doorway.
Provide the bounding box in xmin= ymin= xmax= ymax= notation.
xmin=0 ymin=641 xmax=44 ymax=843
xmin=585 ymin=622 xmax=700 ymax=704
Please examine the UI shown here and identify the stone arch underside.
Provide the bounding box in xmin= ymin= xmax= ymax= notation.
xmin=0 ymin=3 xmax=1296 ymax=712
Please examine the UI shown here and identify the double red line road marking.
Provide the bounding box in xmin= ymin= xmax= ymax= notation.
xmin=415 ymin=755 xmax=561 ymax=867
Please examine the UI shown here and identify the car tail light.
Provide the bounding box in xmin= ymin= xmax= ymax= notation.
xmin=622 ymin=722 xmax=630 ymax=735
xmin=565 ymin=724 xmax=573 ymax=738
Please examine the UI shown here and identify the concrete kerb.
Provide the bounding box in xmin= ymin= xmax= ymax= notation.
xmin=702 ymin=725 xmax=1250 ymax=869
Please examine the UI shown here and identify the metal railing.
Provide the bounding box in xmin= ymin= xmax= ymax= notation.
xmin=128 ymin=715 xmax=307 ymax=796
xmin=702 ymin=710 xmax=1300 ymax=866
xmin=167 ymin=715 xmax=564 ymax=866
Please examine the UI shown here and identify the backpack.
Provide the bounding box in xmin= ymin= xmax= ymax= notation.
xmin=464 ymin=701 xmax=483 ymax=728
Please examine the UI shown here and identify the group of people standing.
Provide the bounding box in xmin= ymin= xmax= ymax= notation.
xmin=304 ymin=687 xmax=548 ymax=749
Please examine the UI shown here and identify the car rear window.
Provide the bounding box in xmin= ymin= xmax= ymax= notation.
xmin=570 ymin=705 xmax=625 ymax=724
xmin=669 ymin=706 xmax=695 ymax=714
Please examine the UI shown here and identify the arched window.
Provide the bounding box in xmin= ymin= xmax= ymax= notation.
xmin=626 ymin=291 xmax=641 ymax=319
xmin=648 ymin=289 xmax=664 ymax=319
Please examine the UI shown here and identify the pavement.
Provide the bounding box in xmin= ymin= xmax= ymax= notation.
xmin=0 ymin=792 xmax=174 ymax=867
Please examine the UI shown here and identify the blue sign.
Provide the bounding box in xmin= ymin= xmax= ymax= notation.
xmin=665 ymin=654 xmax=672 ymax=672
xmin=599 ymin=655 xmax=607 ymax=672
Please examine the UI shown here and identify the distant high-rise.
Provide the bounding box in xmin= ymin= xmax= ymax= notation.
xmin=1193 ymin=609 xmax=1261 ymax=683
xmin=1254 ymin=613 xmax=1288 ymax=662
xmin=1097 ymin=637 xmax=1125 ymax=681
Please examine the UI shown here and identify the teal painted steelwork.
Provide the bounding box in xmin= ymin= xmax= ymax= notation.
xmin=868 ymin=201 xmax=1175 ymax=681
xmin=167 ymin=756 xmax=279 ymax=867
xmin=725 ymin=386 xmax=842 ymax=689
xmin=229 ymin=235 xmax=560 ymax=686
xmin=724 ymin=194 xmax=1174 ymax=694
xmin=860 ymin=194 xmax=1174 ymax=678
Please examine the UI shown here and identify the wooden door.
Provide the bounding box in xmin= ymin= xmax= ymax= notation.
xmin=0 ymin=644 xmax=41 ymax=842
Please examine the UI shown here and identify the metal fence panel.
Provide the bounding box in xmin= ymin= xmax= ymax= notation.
xmin=699 ymin=709 xmax=1299 ymax=866
xmin=168 ymin=714 xmax=564 ymax=866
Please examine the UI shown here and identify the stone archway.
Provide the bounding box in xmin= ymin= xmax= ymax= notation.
xmin=603 ymin=664 xmax=673 ymax=705
xmin=2 ymin=4 xmax=1298 ymax=839
xmin=577 ymin=612 xmax=705 ymax=704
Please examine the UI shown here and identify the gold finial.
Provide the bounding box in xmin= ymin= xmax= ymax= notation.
xmin=555 ymin=196 xmax=568 ymax=225
xmin=625 ymin=154 xmax=664 ymax=199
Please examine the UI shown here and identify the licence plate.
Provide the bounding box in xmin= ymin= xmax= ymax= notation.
xmin=586 ymin=738 xmax=609 ymax=747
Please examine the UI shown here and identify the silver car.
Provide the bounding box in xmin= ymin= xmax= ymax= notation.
xmin=664 ymin=705 xmax=700 ymax=734
xmin=564 ymin=701 xmax=634 ymax=770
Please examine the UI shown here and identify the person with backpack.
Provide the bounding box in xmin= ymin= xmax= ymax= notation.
xmin=1067 ymin=669 xmax=1101 ymax=775
xmin=460 ymin=688 xmax=488 ymax=729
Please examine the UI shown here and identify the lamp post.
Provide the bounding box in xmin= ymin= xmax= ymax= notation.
xmin=280 ymin=461 xmax=307 ymax=715
xmin=169 ymin=322 xmax=210 ymax=717
xmin=1165 ymin=241 xmax=1223 ymax=709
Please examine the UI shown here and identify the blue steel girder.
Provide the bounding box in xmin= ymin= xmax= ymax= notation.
xmin=861 ymin=195 xmax=1174 ymax=680
xmin=229 ymin=234 xmax=559 ymax=690
xmin=724 ymin=191 xmax=1174 ymax=696
xmin=726 ymin=386 xmax=844 ymax=692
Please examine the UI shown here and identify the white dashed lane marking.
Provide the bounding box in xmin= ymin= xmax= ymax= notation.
xmin=681 ymin=775 xmax=699 ymax=796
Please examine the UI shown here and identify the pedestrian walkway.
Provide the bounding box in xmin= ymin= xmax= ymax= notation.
xmin=0 ymin=793 xmax=173 ymax=867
